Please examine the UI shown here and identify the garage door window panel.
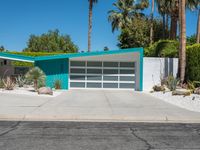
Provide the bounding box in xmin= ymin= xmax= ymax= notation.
xmin=87 ymin=69 xmax=102 ymax=74
xmin=120 ymin=62 xmax=135 ymax=68
xmin=103 ymin=62 xmax=118 ymax=68
xmin=87 ymin=61 xmax=102 ymax=67
xmin=103 ymin=83 xmax=118 ymax=88
xmin=70 ymin=68 xmax=85 ymax=74
xmin=87 ymin=82 xmax=102 ymax=88
xmin=120 ymin=83 xmax=135 ymax=88
xmin=103 ymin=76 xmax=118 ymax=81
xmin=87 ymin=75 xmax=102 ymax=81
xmin=70 ymin=82 xmax=85 ymax=88
xmin=71 ymin=61 xmax=85 ymax=67
xmin=120 ymin=69 xmax=135 ymax=74
xmin=120 ymin=76 xmax=135 ymax=81
xmin=70 ymin=75 xmax=85 ymax=81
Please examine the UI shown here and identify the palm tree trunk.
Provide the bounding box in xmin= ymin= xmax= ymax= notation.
xmin=162 ymin=14 xmax=166 ymax=39
xmin=197 ymin=9 xmax=200 ymax=44
xmin=179 ymin=0 xmax=186 ymax=84
xmin=150 ymin=0 xmax=154 ymax=44
xmin=166 ymin=14 xmax=169 ymax=38
xmin=88 ymin=0 xmax=93 ymax=52
xmin=170 ymin=15 xmax=178 ymax=40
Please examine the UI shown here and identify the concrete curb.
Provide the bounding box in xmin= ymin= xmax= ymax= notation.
xmin=1 ymin=114 xmax=200 ymax=123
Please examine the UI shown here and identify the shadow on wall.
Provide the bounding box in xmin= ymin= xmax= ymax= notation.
xmin=143 ymin=57 xmax=178 ymax=91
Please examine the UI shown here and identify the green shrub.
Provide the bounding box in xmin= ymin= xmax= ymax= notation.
xmin=145 ymin=40 xmax=179 ymax=57
xmin=8 ymin=52 xmax=66 ymax=67
xmin=186 ymin=44 xmax=200 ymax=81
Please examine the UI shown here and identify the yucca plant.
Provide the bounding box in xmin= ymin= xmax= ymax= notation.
xmin=3 ymin=76 xmax=15 ymax=90
xmin=25 ymin=67 xmax=46 ymax=91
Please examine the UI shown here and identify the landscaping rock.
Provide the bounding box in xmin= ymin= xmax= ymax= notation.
xmin=38 ymin=87 xmax=53 ymax=95
xmin=153 ymin=85 xmax=165 ymax=92
xmin=194 ymin=88 xmax=200 ymax=95
xmin=172 ymin=89 xmax=191 ymax=96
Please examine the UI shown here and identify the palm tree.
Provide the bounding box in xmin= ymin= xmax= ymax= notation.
xmin=179 ymin=0 xmax=186 ymax=83
xmin=25 ymin=67 xmax=46 ymax=91
xmin=197 ymin=9 xmax=200 ymax=43
xmin=156 ymin=0 xmax=170 ymax=39
xmin=150 ymin=0 xmax=155 ymax=44
xmin=108 ymin=0 xmax=148 ymax=33
xmin=88 ymin=0 xmax=98 ymax=52
xmin=156 ymin=0 xmax=199 ymax=40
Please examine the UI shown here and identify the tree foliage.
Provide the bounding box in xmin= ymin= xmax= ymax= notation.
xmin=145 ymin=40 xmax=179 ymax=57
xmin=0 ymin=46 xmax=5 ymax=52
xmin=108 ymin=0 xmax=149 ymax=32
xmin=187 ymin=34 xmax=197 ymax=45
xmin=24 ymin=29 xmax=78 ymax=53
xmin=118 ymin=17 xmax=168 ymax=48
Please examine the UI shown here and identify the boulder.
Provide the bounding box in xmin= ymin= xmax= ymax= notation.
xmin=172 ymin=89 xmax=191 ymax=96
xmin=38 ymin=87 xmax=53 ymax=95
xmin=153 ymin=85 xmax=165 ymax=92
xmin=194 ymin=87 xmax=200 ymax=95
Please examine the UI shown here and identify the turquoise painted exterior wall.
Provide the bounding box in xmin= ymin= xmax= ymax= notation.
xmin=35 ymin=58 xmax=69 ymax=89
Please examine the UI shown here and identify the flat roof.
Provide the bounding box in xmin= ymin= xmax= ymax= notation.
xmin=0 ymin=48 xmax=143 ymax=62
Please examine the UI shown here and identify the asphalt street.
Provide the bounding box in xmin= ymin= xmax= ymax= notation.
xmin=0 ymin=121 xmax=200 ymax=150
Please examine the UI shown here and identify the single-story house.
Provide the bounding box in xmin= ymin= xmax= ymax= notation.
xmin=0 ymin=48 xmax=143 ymax=91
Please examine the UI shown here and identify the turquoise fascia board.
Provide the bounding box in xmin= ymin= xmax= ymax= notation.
xmin=0 ymin=52 xmax=35 ymax=62
xmin=139 ymin=48 xmax=144 ymax=91
xmin=34 ymin=48 xmax=143 ymax=61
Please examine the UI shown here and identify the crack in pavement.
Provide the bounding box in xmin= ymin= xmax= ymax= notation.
xmin=0 ymin=121 xmax=21 ymax=137
xmin=130 ymin=128 xmax=154 ymax=150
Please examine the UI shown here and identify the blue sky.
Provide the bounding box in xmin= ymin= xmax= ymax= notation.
xmin=0 ymin=0 xmax=199 ymax=52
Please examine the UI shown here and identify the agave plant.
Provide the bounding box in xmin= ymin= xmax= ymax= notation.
xmin=2 ymin=76 xmax=15 ymax=90
xmin=25 ymin=67 xmax=46 ymax=91
xmin=166 ymin=75 xmax=179 ymax=91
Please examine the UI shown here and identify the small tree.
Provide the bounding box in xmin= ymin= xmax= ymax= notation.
xmin=0 ymin=46 xmax=5 ymax=52
xmin=25 ymin=67 xmax=46 ymax=90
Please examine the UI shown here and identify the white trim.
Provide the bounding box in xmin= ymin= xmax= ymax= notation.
xmin=0 ymin=56 xmax=34 ymax=63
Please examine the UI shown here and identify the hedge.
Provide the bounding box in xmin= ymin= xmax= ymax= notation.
xmin=145 ymin=40 xmax=179 ymax=57
xmin=8 ymin=52 xmax=66 ymax=67
xmin=186 ymin=44 xmax=200 ymax=81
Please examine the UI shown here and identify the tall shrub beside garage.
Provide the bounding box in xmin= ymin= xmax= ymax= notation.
xmin=186 ymin=44 xmax=200 ymax=81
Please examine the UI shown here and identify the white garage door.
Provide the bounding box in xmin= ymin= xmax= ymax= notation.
xmin=69 ymin=61 xmax=136 ymax=90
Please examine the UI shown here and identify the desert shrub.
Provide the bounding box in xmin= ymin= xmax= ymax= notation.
xmin=145 ymin=40 xmax=179 ymax=57
xmin=15 ymin=75 xmax=26 ymax=87
xmin=186 ymin=44 xmax=200 ymax=82
xmin=0 ymin=78 xmax=4 ymax=89
xmin=54 ymin=80 xmax=62 ymax=89
xmin=25 ymin=67 xmax=46 ymax=90
xmin=2 ymin=77 xmax=15 ymax=90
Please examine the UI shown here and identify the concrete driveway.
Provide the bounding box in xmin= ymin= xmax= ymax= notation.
xmin=0 ymin=90 xmax=200 ymax=122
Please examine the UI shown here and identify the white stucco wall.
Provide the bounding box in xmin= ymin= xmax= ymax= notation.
xmin=143 ymin=57 xmax=178 ymax=91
